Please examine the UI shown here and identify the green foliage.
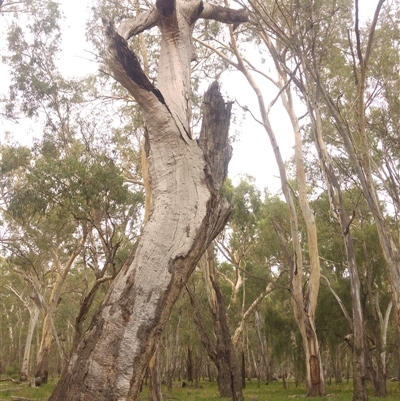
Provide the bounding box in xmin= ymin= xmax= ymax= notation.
xmin=4 ymin=361 xmax=19 ymax=378
xmin=2 ymin=0 xmax=400 ymax=394
xmin=264 ymin=293 xmax=301 ymax=365
xmin=5 ymin=1 xmax=84 ymax=122
xmin=316 ymin=282 xmax=350 ymax=350
xmin=0 ymin=145 xmax=30 ymax=175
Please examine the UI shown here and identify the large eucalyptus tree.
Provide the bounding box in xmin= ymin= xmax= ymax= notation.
xmin=239 ymin=1 xmax=400 ymax=398
xmin=49 ymin=1 xmax=248 ymax=400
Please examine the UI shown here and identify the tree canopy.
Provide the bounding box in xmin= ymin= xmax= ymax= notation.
xmin=1 ymin=1 xmax=400 ymax=400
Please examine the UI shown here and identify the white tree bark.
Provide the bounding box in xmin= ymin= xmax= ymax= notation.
xmin=35 ymin=244 xmax=83 ymax=383
xmin=6 ymin=286 xmax=40 ymax=381
xmin=49 ymin=2 xmax=248 ymax=400
xmin=224 ymin=19 xmax=326 ymax=396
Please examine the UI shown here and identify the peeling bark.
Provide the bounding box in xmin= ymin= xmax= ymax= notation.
xmin=49 ymin=3 xmax=247 ymax=399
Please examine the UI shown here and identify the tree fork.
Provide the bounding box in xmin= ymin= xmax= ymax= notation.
xmin=49 ymin=2 xmax=248 ymax=399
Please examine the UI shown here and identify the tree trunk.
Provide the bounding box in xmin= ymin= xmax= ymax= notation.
xmin=282 ymin=87 xmax=326 ymax=398
xmin=241 ymin=351 xmax=246 ymax=389
xmin=148 ymin=343 xmax=162 ymax=401
xmin=20 ymin=305 xmax=39 ymax=381
xmin=254 ymin=310 xmax=268 ymax=382
xmin=312 ymin=4 xmax=400 ymax=383
xmin=188 ymin=244 xmax=243 ymax=400
xmin=227 ymin=24 xmax=326 ymax=397
xmin=72 ymin=275 xmax=115 ymax=352
xmin=231 ymin=281 xmax=277 ymax=348
xmin=35 ymin=245 xmax=82 ymax=383
xmin=165 ymin=304 xmax=181 ymax=392
xmin=34 ymin=314 xmax=52 ymax=384
xmin=208 ymin=251 xmax=242 ymax=400
xmin=186 ymin=347 xmax=193 ymax=384
xmin=363 ymin=221 xmax=389 ymax=396
xmin=334 ymin=345 xmax=342 ymax=384
xmin=50 ymin=83 xmax=232 ymax=399
xmin=49 ymin=3 xmax=248 ymax=399
xmin=311 ymin=104 xmax=367 ymax=401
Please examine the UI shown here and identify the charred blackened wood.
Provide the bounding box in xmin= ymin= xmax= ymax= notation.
xmin=156 ymin=0 xmax=175 ymax=17
xmin=104 ymin=21 xmax=165 ymax=104
xmin=198 ymin=81 xmax=232 ymax=191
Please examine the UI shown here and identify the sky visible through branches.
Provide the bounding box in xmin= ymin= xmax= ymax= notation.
xmin=0 ymin=0 xmax=379 ymax=193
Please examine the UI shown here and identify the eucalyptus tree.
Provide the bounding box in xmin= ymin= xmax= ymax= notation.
xmin=264 ymin=288 xmax=304 ymax=386
xmin=49 ymin=1 xmax=249 ymax=400
xmin=313 ymin=188 xmax=396 ymax=395
xmin=188 ymin=244 xmax=243 ymax=400
xmin=0 ymin=259 xmax=33 ymax=376
xmin=355 ymin=206 xmax=394 ymax=395
xmin=227 ymin=0 xmax=400 ymax=398
xmin=0 ymin=143 xmax=85 ymax=384
xmin=247 ymin=1 xmax=400 ymax=390
xmin=5 ymin=275 xmax=40 ymax=381
xmin=200 ymin=13 xmax=327 ymax=400
xmin=1 ymin=0 xmax=145 ymax=384
xmin=0 ymin=136 xmax=140 ymax=381
xmin=216 ymin=178 xmax=264 ymax=311
xmin=216 ymin=179 xmax=281 ymax=350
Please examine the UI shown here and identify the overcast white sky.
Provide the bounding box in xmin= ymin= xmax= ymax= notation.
xmin=54 ymin=0 xmax=291 ymax=194
xmin=1 ymin=0 xmax=381 ymax=194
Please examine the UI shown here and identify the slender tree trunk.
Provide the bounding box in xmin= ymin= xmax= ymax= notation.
xmin=72 ymin=275 xmax=114 ymax=352
xmin=283 ymin=84 xmax=325 ymax=397
xmin=226 ymin=23 xmax=325 ymax=396
xmin=188 ymin=244 xmax=243 ymax=400
xmin=254 ymin=310 xmax=268 ymax=382
xmin=231 ymin=281 xmax=277 ymax=348
xmin=186 ymin=347 xmax=193 ymax=384
xmin=208 ymin=249 xmax=243 ymax=401
xmin=334 ymin=345 xmax=342 ymax=384
xmin=35 ymin=314 xmax=52 ymax=384
xmin=241 ymin=351 xmax=246 ymax=389
xmin=311 ymin=3 xmax=400 ymax=377
xmin=35 ymin=247 xmax=81 ymax=383
xmin=364 ymin=235 xmax=387 ymax=396
xmin=20 ymin=305 xmax=39 ymax=381
xmin=165 ymin=305 xmax=181 ymax=392
xmin=311 ymin=104 xmax=367 ymax=401
xmin=148 ymin=343 xmax=162 ymax=401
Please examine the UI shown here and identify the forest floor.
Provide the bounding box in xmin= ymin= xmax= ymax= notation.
xmin=1 ymin=376 xmax=400 ymax=400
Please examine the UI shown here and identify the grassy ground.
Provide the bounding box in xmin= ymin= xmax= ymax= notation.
xmin=1 ymin=377 xmax=400 ymax=400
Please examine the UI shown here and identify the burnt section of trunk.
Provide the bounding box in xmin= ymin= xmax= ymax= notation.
xmin=48 ymin=1 xmax=242 ymax=398
xmin=198 ymin=81 xmax=232 ymax=191
xmin=49 ymin=84 xmax=233 ymax=401
xmin=156 ymin=0 xmax=175 ymax=17
xmin=104 ymin=22 xmax=165 ymax=104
